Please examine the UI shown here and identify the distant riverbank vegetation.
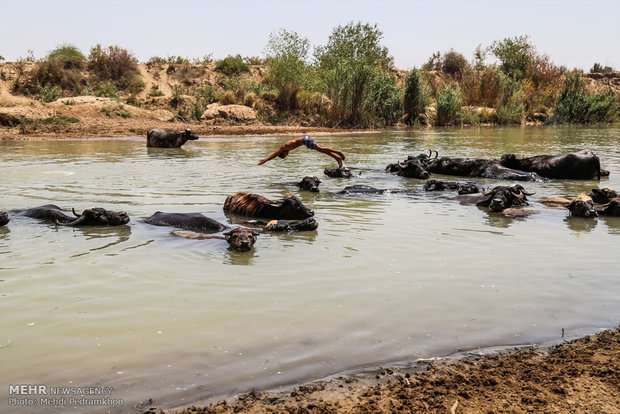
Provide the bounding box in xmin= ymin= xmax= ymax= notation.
xmin=3 ymin=22 xmax=618 ymax=128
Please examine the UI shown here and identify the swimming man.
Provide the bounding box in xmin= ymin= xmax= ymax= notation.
xmin=258 ymin=136 xmax=346 ymax=167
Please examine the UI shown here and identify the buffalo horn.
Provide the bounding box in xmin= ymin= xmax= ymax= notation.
xmin=72 ymin=208 xmax=82 ymax=217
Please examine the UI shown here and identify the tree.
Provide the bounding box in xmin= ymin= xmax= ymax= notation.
xmin=403 ymin=68 xmax=426 ymax=125
xmin=264 ymin=29 xmax=310 ymax=110
xmin=489 ymin=35 xmax=533 ymax=81
xmin=314 ymin=22 xmax=393 ymax=126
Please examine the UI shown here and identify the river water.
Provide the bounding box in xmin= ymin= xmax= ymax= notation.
xmin=1 ymin=126 xmax=619 ymax=412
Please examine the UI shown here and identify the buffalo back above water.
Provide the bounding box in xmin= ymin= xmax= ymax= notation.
xmin=143 ymin=212 xmax=226 ymax=233
xmin=500 ymin=150 xmax=605 ymax=180
xmin=13 ymin=204 xmax=129 ymax=226
xmin=427 ymin=157 xmax=545 ymax=182
xmin=224 ymin=192 xmax=314 ymax=220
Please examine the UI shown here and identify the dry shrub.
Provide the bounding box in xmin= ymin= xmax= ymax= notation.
xmin=243 ymin=92 xmax=257 ymax=108
xmin=220 ymin=90 xmax=236 ymax=105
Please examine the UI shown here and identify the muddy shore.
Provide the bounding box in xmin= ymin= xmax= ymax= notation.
xmin=133 ymin=327 xmax=620 ymax=414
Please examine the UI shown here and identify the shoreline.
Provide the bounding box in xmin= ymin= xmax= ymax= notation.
xmin=141 ymin=326 xmax=620 ymax=414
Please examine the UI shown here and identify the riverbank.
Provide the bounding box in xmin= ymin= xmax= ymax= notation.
xmin=146 ymin=327 xmax=620 ymax=414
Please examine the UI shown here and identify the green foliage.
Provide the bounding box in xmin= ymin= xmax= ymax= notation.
xmin=364 ymin=71 xmax=403 ymax=126
xmin=315 ymin=21 xmax=393 ymax=126
xmin=435 ymin=86 xmax=462 ymax=126
xmin=551 ymin=72 xmax=617 ymax=124
xmin=489 ymin=35 xmax=533 ymax=81
xmin=46 ymin=44 xmax=86 ymax=69
xmin=496 ymin=89 xmax=525 ymax=125
xmin=441 ymin=49 xmax=469 ymax=78
xmin=403 ymin=68 xmax=427 ymax=125
xmin=590 ymin=63 xmax=614 ymax=74
xmin=265 ymin=29 xmax=311 ymax=110
xmin=88 ymin=44 xmax=144 ymax=93
xmin=41 ymin=85 xmax=61 ymax=102
xmin=215 ymin=55 xmax=250 ymax=76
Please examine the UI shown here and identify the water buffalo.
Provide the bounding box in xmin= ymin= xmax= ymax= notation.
xmin=264 ymin=218 xmax=319 ymax=232
xmin=13 ymin=204 xmax=129 ymax=226
xmin=588 ymin=188 xmax=618 ymax=204
xmin=224 ymin=192 xmax=314 ymax=220
xmin=340 ymin=185 xmax=390 ymax=194
xmin=143 ymin=212 xmax=227 ymax=233
xmin=597 ymin=198 xmax=620 ymax=217
xmin=171 ymin=227 xmax=259 ymax=251
xmin=0 ymin=212 xmax=9 ymax=226
xmin=146 ymin=128 xmax=199 ymax=148
xmin=386 ymin=151 xmax=436 ymax=179
xmin=423 ymin=179 xmax=480 ymax=194
xmin=500 ymin=150 xmax=608 ymax=180
xmin=566 ymin=195 xmax=598 ymax=218
xmin=297 ymin=176 xmax=321 ymax=192
xmin=324 ymin=167 xmax=352 ymax=178
xmin=426 ymin=157 xmax=545 ymax=182
xmin=476 ymin=184 xmax=533 ymax=212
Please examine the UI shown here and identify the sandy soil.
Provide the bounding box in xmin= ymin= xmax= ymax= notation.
xmin=138 ymin=327 xmax=620 ymax=414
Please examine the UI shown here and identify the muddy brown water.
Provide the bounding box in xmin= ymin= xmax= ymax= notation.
xmin=1 ymin=126 xmax=619 ymax=413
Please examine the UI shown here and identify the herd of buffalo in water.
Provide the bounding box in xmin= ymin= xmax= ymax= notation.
xmin=1 ymin=130 xmax=619 ymax=252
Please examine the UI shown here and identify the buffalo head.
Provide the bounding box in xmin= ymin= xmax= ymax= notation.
xmin=566 ymin=195 xmax=598 ymax=218
xmin=279 ymin=194 xmax=314 ymax=220
xmin=184 ymin=129 xmax=199 ymax=140
xmin=588 ymin=188 xmax=618 ymax=204
xmin=0 ymin=212 xmax=9 ymax=227
xmin=324 ymin=167 xmax=352 ymax=178
xmin=499 ymin=153 xmax=518 ymax=169
xmin=298 ymin=176 xmax=321 ymax=192
xmin=223 ymin=227 xmax=258 ymax=251
xmin=597 ymin=197 xmax=620 ymax=217
xmin=477 ymin=184 xmax=533 ymax=212
xmin=58 ymin=207 xmax=130 ymax=226
xmin=397 ymin=159 xmax=431 ymax=179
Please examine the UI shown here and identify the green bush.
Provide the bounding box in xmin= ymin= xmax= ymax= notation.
xmin=364 ymin=71 xmax=403 ymax=126
xmin=551 ymin=72 xmax=617 ymax=124
xmin=215 ymin=55 xmax=250 ymax=76
xmin=489 ymin=35 xmax=533 ymax=81
xmin=88 ymin=44 xmax=143 ymax=94
xmin=435 ymin=86 xmax=461 ymax=126
xmin=47 ymin=44 xmax=86 ymax=70
xmin=590 ymin=63 xmax=614 ymax=74
xmin=403 ymin=68 xmax=427 ymax=125
xmin=496 ymin=89 xmax=525 ymax=125
xmin=441 ymin=49 xmax=468 ymax=79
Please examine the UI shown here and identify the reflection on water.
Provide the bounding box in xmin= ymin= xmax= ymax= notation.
xmin=564 ymin=216 xmax=599 ymax=234
xmin=0 ymin=127 xmax=619 ymax=411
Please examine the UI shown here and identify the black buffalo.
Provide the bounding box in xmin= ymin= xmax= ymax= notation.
xmin=426 ymin=157 xmax=545 ymax=182
xmin=566 ymin=195 xmax=598 ymax=218
xmin=0 ymin=211 xmax=9 ymax=226
xmin=264 ymin=218 xmax=319 ymax=232
xmin=143 ymin=212 xmax=227 ymax=233
xmin=597 ymin=198 xmax=620 ymax=217
xmin=297 ymin=176 xmax=321 ymax=192
xmin=423 ymin=179 xmax=480 ymax=194
xmin=13 ymin=204 xmax=129 ymax=226
xmin=324 ymin=167 xmax=352 ymax=178
xmin=340 ymin=185 xmax=390 ymax=194
xmin=500 ymin=150 xmax=608 ymax=180
xmin=146 ymin=128 xmax=199 ymax=148
xmin=224 ymin=192 xmax=314 ymax=220
xmin=588 ymin=188 xmax=618 ymax=204
xmin=386 ymin=151 xmax=437 ymax=179
xmin=171 ymin=227 xmax=259 ymax=251
xmin=476 ymin=185 xmax=533 ymax=212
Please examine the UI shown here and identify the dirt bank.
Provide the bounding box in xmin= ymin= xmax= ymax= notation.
xmin=141 ymin=327 xmax=619 ymax=414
